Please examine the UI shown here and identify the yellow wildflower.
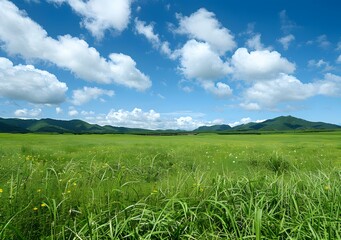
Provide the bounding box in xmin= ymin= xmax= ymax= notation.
xmin=73 ymin=182 xmax=77 ymax=186
xmin=41 ymin=203 xmax=47 ymax=207
xmin=33 ymin=207 xmax=38 ymax=211
xmin=0 ymin=188 xmax=3 ymax=193
xmin=37 ymin=189 xmax=41 ymax=193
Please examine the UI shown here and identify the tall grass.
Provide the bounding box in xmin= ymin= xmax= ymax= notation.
xmin=0 ymin=133 xmax=340 ymax=239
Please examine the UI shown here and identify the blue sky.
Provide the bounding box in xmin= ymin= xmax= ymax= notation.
xmin=0 ymin=0 xmax=340 ymax=129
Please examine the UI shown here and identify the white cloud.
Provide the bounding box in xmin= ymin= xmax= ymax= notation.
xmin=0 ymin=0 xmax=151 ymax=91
xmin=56 ymin=107 xmax=63 ymax=114
xmin=279 ymin=10 xmax=297 ymax=34
xmin=91 ymin=108 xmax=215 ymax=130
xmin=229 ymin=117 xmax=251 ymax=127
xmin=231 ymin=48 xmax=295 ymax=81
xmin=81 ymin=110 xmax=95 ymax=116
xmin=308 ymin=59 xmax=333 ymax=72
xmin=228 ymin=117 xmax=265 ymax=127
xmin=175 ymin=8 xmax=236 ymax=54
xmin=0 ymin=57 xmax=67 ymax=104
xmin=49 ymin=0 xmax=132 ymax=39
xmin=239 ymin=102 xmax=261 ymax=111
xmin=278 ymin=34 xmax=295 ymax=50
xmin=316 ymin=35 xmax=331 ymax=49
xmin=179 ymin=40 xmax=232 ymax=80
xmin=14 ymin=108 xmax=41 ymax=117
xmin=134 ymin=18 xmax=175 ymax=59
xmin=200 ymin=81 xmax=232 ymax=98
xmin=242 ymin=73 xmax=341 ymax=109
xmin=316 ymin=73 xmax=341 ymax=96
xmin=135 ymin=19 xmax=160 ymax=47
xmin=103 ymin=108 xmax=161 ymax=129
xmin=246 ymin=34 xmax=265 ymax=50
xmin=244 ymin=74 xmax=316 ymax=108
xmin=68 ymin=107 xmax=79 ymax=117
xmin=71 ymin=86 xmax=114 ymax=106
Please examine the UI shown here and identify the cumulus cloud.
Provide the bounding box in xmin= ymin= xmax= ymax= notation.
xmin=228 ymin=117 xmax=265 ymax=127
xmin=49 ymin=0 xmax=132 ymax=39
xmin=246 ymin=34 xmax=265 ymax=50
xmin=68 ymin=107 xmax=79 ymax=117
xmin=0 ymin=57 xmax=67 ymax=104
xmin=134 ymin=18 xmax=174 ymax=58
xmin=228 ymin=117 xmax=252 ymax=127
xmin=231 ymin=48 xmax=295 ymax=81
xmin=175 ymin=8 xmax=236 ymax=54
xmin=244 ymin=74 xmax=316 ymax=107
xmin=200 ymin=81 xmax=232 ymax=98
xmin=241 ymin=73 xmax=341 ymax=109
xmin=0 ymin=0 xmax=151 ymax=91
xmin=316 ymin=73 xmax=341 ymax=96
xmin=71 ymin=86 xmax=114 ymax=105
xmin=90 ymin=108 xmax=214 ymax=130
xmin=14 ymin=108 xmax=42 ymax=117
xmin=179 ymin=40 xmax=232 ymax=80
xmin=278 ymin=34 xmax=295 ymax=50
xmin=103 ymin=108 xmax=161 ymax=129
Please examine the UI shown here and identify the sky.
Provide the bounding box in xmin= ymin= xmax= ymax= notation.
xmin=0 ymin=0 xmax=340 ymax=130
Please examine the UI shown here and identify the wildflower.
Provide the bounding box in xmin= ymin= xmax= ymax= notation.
xmin=33 ymin=207 xmax=38 ymax=211
xmin=67 ymin=190 xmax=71 ymax=194
xmin=73 ymin=182 xmax=77 ymax=186
xmin=37 ymin=189 xmax=41 ymax=193
xmin=324 ymin=185 xmax=331 ymax=190
xmin=0 ymin=188 xmax=3 ymax=193
xmin=41 ymin=203 xmax=47 ymax=207
xmin=152 ymin=189 xmax=158 ymax=194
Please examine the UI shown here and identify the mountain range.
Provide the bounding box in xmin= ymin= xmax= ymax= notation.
xmin=0 ymin=116 xmax=340 ymax=134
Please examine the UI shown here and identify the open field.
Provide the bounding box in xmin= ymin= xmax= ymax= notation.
xmin=0 ymin=133 xmax=340 ymax=239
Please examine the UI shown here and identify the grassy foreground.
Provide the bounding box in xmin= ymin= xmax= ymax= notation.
xmin=0 ymin=133 xmax=340 ymax=239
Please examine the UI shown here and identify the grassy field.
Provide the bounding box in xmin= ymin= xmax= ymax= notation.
xmin=0 ymin=132 xmax=340 ymax=239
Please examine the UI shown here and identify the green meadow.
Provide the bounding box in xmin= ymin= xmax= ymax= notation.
xmin=0 ymin=132 xmax=340 ymax=239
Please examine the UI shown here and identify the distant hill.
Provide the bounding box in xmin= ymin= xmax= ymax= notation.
xmin=232 ymin=116 xmax=341 ymax=132
xmin=0 ymin=116 xmax=340 ymax=134
xmin=0 ymin=118 xmax=144 ymax=134
xmin=194 ymin=124 xmax=231 ymax=133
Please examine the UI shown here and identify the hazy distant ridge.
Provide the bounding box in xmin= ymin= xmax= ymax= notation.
xmin=0 ymin=116 xmax=340 ymax=134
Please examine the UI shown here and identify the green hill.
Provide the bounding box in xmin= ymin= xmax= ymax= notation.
xmin=232 ymin=116 xmax=341 ymax=132
xmin=0 ymin=116 xmax=340 ymax=134
xmin=0 ymin=117 xmax=180 ymax=134
xmin=194 ymin=124 xmax=231 ymax=133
